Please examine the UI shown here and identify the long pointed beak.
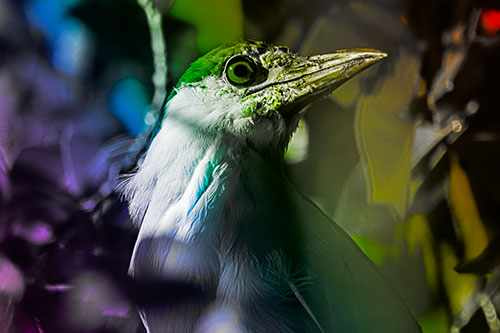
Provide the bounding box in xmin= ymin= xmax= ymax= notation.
xmin=289 ymin=49 xmax=386 ymax=94
xmin=248 ymin=49 xmax=387 ymax=117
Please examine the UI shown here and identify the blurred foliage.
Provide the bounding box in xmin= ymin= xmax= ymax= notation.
xmin=449 ymin=153 xmax=489 ymax=262
xmin=168 ymin=0 xmax=244 ymax=53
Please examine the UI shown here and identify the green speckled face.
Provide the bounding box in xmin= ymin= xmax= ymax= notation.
xmin=165 ymin=40 xmax=386 ymax=145
xmin=177 ymin=41 xmax=273 ymax=86
xmin=176 ymin=40 xmax=385 ymax=117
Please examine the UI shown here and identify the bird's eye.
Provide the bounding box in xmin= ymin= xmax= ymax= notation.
xmin=225 ymin=56 xmax=256 ymax=86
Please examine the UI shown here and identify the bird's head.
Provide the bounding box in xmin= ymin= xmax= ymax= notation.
xmin=158 ymin=40 xmax=386 ymax=151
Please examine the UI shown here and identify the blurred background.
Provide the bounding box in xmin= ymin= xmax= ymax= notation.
xmin=1 ymin=0 xmax=500 ymax=331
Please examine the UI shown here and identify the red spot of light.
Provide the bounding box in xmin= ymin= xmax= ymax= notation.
xmin=481 ymin=9 xmax=500 ymax=35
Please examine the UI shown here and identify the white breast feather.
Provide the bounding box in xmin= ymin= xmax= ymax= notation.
xmin=121 ymin=76 xmax=252 ymax=231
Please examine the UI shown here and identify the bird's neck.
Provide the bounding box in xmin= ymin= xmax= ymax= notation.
xmin=221 ymin=145 xmax=303 ymax=260
xmin=125 ymin=118 xmax=299 ymax=253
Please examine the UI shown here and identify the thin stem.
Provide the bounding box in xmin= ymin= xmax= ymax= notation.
xmin=137 ymin=0 xmax=169 ymax=128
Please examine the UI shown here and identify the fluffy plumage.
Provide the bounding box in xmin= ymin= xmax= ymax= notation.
xmin=122 ymin=41 xmax=420 ymax=332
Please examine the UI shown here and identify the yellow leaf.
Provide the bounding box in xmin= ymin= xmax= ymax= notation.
xmin=449 ymin=153 xmax=489 ymax=260
xmin=355 ymin=48 xmax=419 ymax=216
xmin=440 ymin=242 xmax=477 ymax=315
xmin=400 ymin=214 xmax=438 ymax=294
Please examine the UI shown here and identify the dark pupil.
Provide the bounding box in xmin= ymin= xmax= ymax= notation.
xmin=234 ymin=64 xmax=249 ymax=78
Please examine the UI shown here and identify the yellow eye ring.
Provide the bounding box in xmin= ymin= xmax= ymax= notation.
xmin=225 ymin=56 xmax=255 ymax=85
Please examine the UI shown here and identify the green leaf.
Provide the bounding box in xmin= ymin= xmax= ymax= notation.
xmin=168 ymin=0 xmax=244 ymax=53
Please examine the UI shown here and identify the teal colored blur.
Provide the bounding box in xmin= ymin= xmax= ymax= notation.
xmin=109 ymin=78 xmax=150 ymax=137
xmin=25 ymin=0 xmax=90 ymax=75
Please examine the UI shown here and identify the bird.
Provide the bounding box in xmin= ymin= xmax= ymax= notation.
xmin=121 ymin=40 xmax=421 ymax=332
